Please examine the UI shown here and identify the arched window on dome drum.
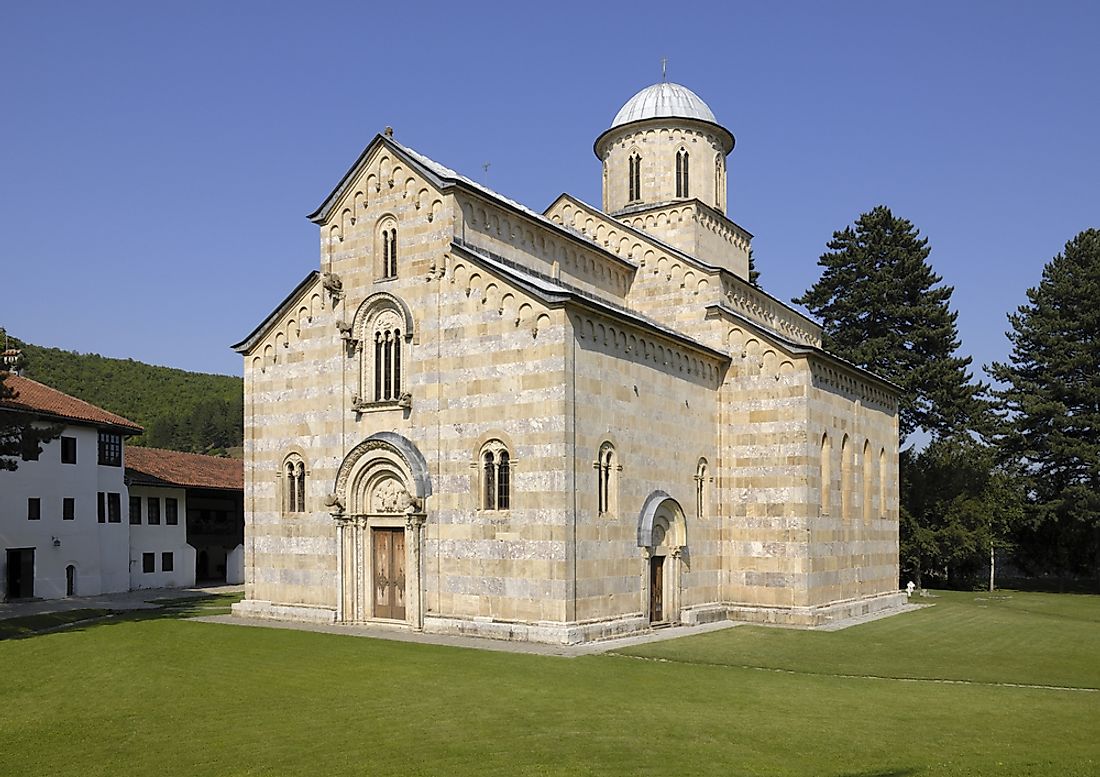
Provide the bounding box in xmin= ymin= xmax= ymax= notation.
xmin=628 ymin=153 xmax=642 ymax=202
xmin=676 ymin=149 xmax=689 ymax=198
xmin=714 ymin=155 xmax=722 ymax=211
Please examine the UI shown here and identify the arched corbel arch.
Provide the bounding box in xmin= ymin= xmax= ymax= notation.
xmin=637 ymin=490 xmax=686 ymax=548
xmin=332 ymin=431 xmax=433 ymax=512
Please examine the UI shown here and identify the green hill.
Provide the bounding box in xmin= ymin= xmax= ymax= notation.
xmin=9 ymin=337 xmax=242 ymax=456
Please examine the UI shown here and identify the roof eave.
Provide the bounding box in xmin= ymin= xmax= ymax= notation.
xmin=231 ymin=270 xmax=321 ymax=354
xmin=594 ymin=116 xmax=735 ymax=159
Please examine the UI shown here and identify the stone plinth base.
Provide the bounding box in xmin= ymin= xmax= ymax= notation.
xmin=228 ymin=591 xmax=911 ymax=643
xmin=423 ymin=613 xmax=652 ymax=645
xmin=726 ymin=590 xmax=908 ymax=627
xmin=231 ymin=599 xmax=336 ymax=625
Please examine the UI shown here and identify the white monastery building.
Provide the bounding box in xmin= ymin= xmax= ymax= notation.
xmin=1 ymin=374 xmax=243 ymax=600
xmin=232 ymin=81 xmax=906 ymax=643
xmin=1 ymin=375 xmax=141 ymax=599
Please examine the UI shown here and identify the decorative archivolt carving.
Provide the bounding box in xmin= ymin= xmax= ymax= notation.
xmin=347 ymin=291 xmax=415 ymax=348
xmin=333 ymin=432 xmax=433 ymax=513
xmin=370 ymin=476 xmax=418 ymax=514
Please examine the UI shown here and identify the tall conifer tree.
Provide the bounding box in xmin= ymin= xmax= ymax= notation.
xmin=989 ymin=228 xmax=1100 ymax=580
xmin=794 ymin=206 xmax=983 ymax=442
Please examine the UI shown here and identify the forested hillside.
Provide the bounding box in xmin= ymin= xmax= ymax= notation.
xmin=9 ymin=337 xmax=242 ymax=455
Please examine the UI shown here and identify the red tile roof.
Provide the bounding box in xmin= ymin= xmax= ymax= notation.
xmin=125 ymin=446 xmax=243 ymax=491
xmin=0 ymin=373 xmax=143 ymax=434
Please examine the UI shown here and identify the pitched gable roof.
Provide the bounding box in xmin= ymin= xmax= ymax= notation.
xmin=307 ymin=135 xmax=635 ymax=271
xmin=0 ymin=374 xmax=143 ymax=434
xmin=231 ymin=270 xmax=320 ymax=354
xmin=125 ymin=446 xmax=242 ymax=491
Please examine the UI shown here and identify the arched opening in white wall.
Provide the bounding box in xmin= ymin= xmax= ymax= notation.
xmin=65 ymin=564 xmax=76 ymax=597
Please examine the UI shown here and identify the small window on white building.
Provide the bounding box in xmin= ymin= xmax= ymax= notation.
xmin=63 ymin=497 xmax=75 ymax=521
xmin=147 ymin=497 xmax=160 ymax=525
xmin=162 ymin=552 xmax=174 ymax=573
xmin=61 ymin=436 xmax=76 ymax=464
xmin=166 ymin=498 xmax=178 ymax=526
xmin=27 ymin=497 xmax=40 ymax=521
xmin=142 ymin=553 xmax=155 ymax=573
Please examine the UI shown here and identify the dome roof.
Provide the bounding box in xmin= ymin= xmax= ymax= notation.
xmin=611 ymin=81 xmax=718 ymax=127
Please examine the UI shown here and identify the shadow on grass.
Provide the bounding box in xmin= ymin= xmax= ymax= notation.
xmin=0 ymin=593 xmax=242 ymax=641
xmin=834 ymin=770 xmax=918 ymax=777
xmin=0 ymin=609 xmax=112 ymax=640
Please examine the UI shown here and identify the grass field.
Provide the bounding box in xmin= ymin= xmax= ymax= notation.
xmin=1 ymin=590 xmax=1096 ymax=776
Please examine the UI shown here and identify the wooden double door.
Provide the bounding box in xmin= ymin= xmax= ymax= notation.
xmin=372 ymin=528 xmax=406 ymax=620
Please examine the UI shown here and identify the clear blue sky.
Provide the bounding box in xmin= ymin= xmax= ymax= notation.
xmin=2 ymin=1 xmax=1097 ymax=379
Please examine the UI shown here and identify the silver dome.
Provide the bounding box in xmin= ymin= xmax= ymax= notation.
xmin=610 ymin=82 xmax=718 ymax=127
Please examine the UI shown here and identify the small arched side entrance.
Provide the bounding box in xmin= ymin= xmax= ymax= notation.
xmin=65 ymin=564 xmax=76 ymax=597
xmin=331 ymin=432 xmax=432 ymax=629
xmin=637 ymin=491 xmax=687 ymax=625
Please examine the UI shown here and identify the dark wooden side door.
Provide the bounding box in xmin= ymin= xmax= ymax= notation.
xmin=649 ymin=555 xmax=664 ymax=622
xmin=372 ymin=528 xmax=406 ymax=620
xmin=6 ymin=548 xmax=35 ymax=599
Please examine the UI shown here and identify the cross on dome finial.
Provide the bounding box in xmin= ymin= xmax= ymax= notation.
xmin=661 ymin=56 xmax=668 ymax=81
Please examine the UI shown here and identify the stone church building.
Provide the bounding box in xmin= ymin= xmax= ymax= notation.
xmin=231 ymin=81 xmax=905 ymax=643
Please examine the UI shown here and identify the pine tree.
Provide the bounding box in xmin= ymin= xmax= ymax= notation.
xmin=900 ymin=437 xmax=1024 ymax=589
xmin=747 ymin=247 xmax=760 ymax=286
xmin=794 ymin=206 xmax=984 ymax=443
xmin=989 ymin=228 xmax=1100 ymax=582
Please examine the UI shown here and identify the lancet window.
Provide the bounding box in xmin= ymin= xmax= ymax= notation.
xmin=840 ymin=434 xmax=852 ymax=521
xmin=695 ymin=458 xmax=708 ymax=519
xmin=863 ymin=440 xmax=874 ymax=521
xmin=714 ymin=155 xmax=723 ymax=210
xmin=481 ymin=440 xmax=511 ymax=511
xmin=628 ymin=152 xmax=642 ymax=202
xmin=377 ymin=216 xmax=398 ymax=279
xmin=371 ymin=313 xmax=402 ymax=402
xmin=676 ymin=149 xmax=689 ymax=198
xmin=596 ymin=442 xmax=617 ymax=516
xmin=820 ymin=433 xmax=831 ymax=516
xmin=284 ymin=454 xmax=306 ymax=513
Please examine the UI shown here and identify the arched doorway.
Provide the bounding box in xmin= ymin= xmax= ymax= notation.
xmin=331 ymin=433 xmax=432 ymax=628
xmin=65 ymin=565 xmax=76 ymax=597
xmin=637 ymin=492 xmax=687 ymax=625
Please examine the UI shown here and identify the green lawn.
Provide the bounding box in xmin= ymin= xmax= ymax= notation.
xmin=1 ymin=590 xmax=1096 ymax=776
